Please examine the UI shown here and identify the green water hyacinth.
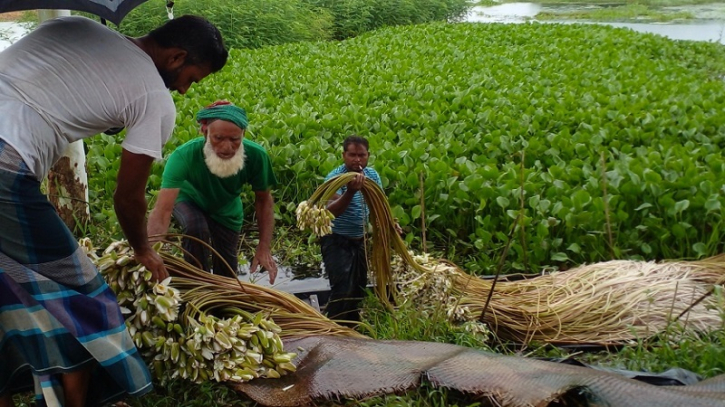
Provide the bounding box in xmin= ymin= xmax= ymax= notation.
xmin=86 ymin=22 xmax=725 ymax=272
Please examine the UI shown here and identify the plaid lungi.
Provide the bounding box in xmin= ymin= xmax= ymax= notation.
xmin=0 ymin=139 xmax=152 ymax=406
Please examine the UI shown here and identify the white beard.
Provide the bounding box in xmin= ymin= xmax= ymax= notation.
xmin=203 ymin=138 xmax=246 ymax=178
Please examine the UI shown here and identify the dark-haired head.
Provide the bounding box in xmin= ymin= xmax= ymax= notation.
xmin=343 ymin=135 xmax=369 ymax=152
xmin=149 ymin=15 xmax=228 ymax=73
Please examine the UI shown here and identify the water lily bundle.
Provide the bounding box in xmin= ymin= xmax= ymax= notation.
xmin=158 ymin=250 xmax=367 ymax=340
xmin=296 ymin=200 xmax=335 ymax=236
xmin=394 ymin=250 xmax=725 ymax=345
xmin=393 ymin=251 xmax=473 ymax=322
xmin=392 ymin=252 xmax=492 ymax=340
xmin=85 ymin=239 xmax=321 ymax=384
xmin=297 ymin=173 xmax=433 ymax=308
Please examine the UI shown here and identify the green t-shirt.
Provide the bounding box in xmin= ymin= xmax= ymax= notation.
xmin=161 ymin=137 xmax=277 ymax=231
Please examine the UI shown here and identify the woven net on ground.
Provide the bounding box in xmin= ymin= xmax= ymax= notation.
xmin=233 ymin=335 xmax=725 ymax=407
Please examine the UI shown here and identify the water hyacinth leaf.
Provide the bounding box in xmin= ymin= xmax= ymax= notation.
xmin=641 ymin=242 xmax=652 ymax=254
xmin=673 ymin=199 xmax=690 ymax=216
xmin=571 ymin=190 xmax=592 ymax=210
xmin=692 ymin=242 xmax=707 ymax=257
xmin=78 ymin=22 xmax=725 ymax=267
xmin=411 ymin=205 xmax=422 ymax=220
xmin=567 ymin=243 xmax=582 ymax=254
xmin=705 ymin=196 xmax=721 ymax=213
xmin=474 ymin=239 xmax=486 ymax=250
xmin=671 ymin=223 xmax=687 ymax=239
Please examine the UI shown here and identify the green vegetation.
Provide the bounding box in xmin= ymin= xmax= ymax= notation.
xmin=536 ymin=4 xmax=695 ymax=21
xmin=115 ymin=0 xmax=470 ymax=49
xmin=86 ymin=22 xmax=725 ymax=273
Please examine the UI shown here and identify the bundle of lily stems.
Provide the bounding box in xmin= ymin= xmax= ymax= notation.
xmin=157 ymin=250 xmax=364 ymax=339
xmin=299 ymin=173 xmax=725 ymax=345
xmin=85 ymin=238 xmax=363 ymax=384
xmin=297 ymin=172 xmax=431 ymax=309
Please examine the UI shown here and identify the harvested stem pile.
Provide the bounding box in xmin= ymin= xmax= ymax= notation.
xmin=396 ymin=253 xmax=725 ymax=345
xmin=460 ymin=259 xmax=725 ymax=344
xmin=299 ymin=175 xmax=725 ymax=345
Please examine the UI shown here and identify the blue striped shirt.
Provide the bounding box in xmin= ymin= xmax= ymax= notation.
xmin=325 ymin=165 xmax=383 ymax=238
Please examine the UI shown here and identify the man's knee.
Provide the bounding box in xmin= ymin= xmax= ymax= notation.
xmin=180 ymin=220 xmax=210 ymax=238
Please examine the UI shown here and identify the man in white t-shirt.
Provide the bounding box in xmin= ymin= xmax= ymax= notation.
xmin=0 ymin=15 xmax=227 ymax=407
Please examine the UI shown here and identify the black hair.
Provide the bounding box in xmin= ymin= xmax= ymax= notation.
xmin=148 ymin=15 xmax=228 ymax=73
xmin=343 ymin=135 xmax=369 ymax=152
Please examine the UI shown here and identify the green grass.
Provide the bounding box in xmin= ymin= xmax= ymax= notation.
xmin=358 ymin=294 xmax=492 ymax=348
xmin=125 ymin=381 xmax=253 ymax=407
xmin=588 ymin=327 xmax=725 ymax=378
xmin=536 ymin=4 xmax=695 ymax=21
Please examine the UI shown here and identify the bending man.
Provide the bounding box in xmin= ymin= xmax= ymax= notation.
xmin=0 ymin=15 xmax=227 ymax=407
xmin=148 ymin=101 xmax=279 ymax=283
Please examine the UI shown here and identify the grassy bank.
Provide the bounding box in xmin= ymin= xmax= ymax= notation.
xmin=474 ymin=0 xmax=722 ymax=22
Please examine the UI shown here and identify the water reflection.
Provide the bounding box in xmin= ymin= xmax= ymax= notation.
xmin=466 ymin=3 xmax=725 ymax=44
xmin=603 ymin=21 xmax=725 ymax=43
xmin=467 ymin=2 xmax=544 ymax=21
xmin=237 ymin=263 xmax=330 ymax=294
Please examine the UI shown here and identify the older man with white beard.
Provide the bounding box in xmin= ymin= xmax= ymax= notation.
xmin=148 ymin=101 xmax=278 ymax=283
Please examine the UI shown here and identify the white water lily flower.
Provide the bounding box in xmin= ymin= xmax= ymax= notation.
xmin=201 ymin=347 xmax=214 ymax=360
xmin=153 ymin=276 xmax=172 ymax=295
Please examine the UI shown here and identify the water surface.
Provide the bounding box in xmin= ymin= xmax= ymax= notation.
xmin=466 ymin=3 xmax=725 ymax=44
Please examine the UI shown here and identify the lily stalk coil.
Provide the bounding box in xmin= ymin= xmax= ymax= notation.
xmin=297 ymin=173 xmax=433 ymax=310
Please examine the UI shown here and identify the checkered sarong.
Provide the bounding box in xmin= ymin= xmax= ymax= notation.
xmin=0 ymin=138 xmax=152 ymax=406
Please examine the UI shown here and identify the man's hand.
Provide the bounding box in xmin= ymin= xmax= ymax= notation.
xmin=134 ymin=247 xmax=169 ymax=282
xmin=250 ymin=249 xmax=278 ymax=284
xmin=347 ymin=172 xmax=365 ymax=192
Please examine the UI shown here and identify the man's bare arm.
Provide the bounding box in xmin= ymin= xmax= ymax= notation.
xmin=249 ymin=189 xmax=278 ymax=284
xmin=326 ymin=172 xmax=365 ymax=216
xmin=115 ymin=149 xmax=168 ymax=281
xmin=147 ymin=188 xmax=181 ymax=240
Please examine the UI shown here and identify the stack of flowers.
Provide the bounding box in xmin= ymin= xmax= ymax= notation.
xmin=82 ymin=238 xmax=299 ymax=384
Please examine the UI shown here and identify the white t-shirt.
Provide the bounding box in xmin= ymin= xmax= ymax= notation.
xmin=0 ymin=16 xmax=176 ymax=178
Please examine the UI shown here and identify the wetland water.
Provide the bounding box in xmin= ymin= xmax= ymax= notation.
xmin=466 ymin=2 xmax=725 ymax=44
